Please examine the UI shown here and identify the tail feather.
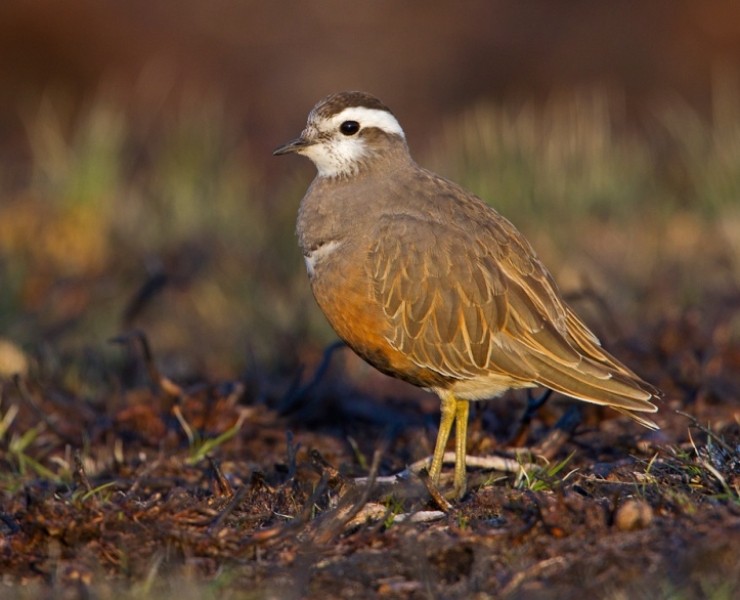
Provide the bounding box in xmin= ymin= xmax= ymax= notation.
xmin=528 ymin=306 xmax=663 ymax=428
xmin=526 ymin=352 xmax=660 ymax=427
xmin=611 ymin=406 xmax=660 ymax=430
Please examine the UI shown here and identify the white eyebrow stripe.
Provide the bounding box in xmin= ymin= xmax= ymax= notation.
xmin=330 ymin=107 xmax=405 ymax=138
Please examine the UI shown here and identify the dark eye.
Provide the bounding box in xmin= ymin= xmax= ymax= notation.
xmin=339 ymin=120 xmax=360 ymax=136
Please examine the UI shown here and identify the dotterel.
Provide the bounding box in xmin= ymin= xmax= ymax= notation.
xmin=274 ymin=91 xmax=660 ymax=499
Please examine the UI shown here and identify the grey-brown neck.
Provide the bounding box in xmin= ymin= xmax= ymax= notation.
xmin=278 ymin=91 xmax=431 ymax=272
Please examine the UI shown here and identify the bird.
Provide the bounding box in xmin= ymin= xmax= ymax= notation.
xmin=274 ymin=91 xmax=660 ymax=499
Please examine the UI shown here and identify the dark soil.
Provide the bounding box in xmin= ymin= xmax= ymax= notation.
xmin=1 ymin=301 xmax=739 ymax=599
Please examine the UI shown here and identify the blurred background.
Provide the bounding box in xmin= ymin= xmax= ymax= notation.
xmin=0 ymin=0 xmax=738 ymax=385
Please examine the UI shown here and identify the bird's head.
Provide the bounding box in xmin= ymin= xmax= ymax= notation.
xmin=274 ymin=91 xmax=407 ymax=178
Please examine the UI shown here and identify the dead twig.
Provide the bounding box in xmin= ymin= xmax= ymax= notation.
xmin=208 ymin=455 xmax=234 ymax=498
xmin=278 ymin=340 xmax=345 ymax=414
xmin=247 ymin=473 xmax=331 ymax=546
xmin=285 ymin=430 xmax=300 ymax=480
xmin=73 ymin=450 xmax=93 ymax=494
xmin=109 ymin=330 xmax=183 ymax=398
xmin=508 ymin=388 xmax=554 ymax=446
xmin=208 ymin=485 xmax=249 ymax=535
xmin=532 ymin=405 xmax=582 ymax=461
xmin=409 ymin=452 xmax=537 ymax=474
xmin=677 ymin=410 xmax=737 ymax=455
xmin=309 ymin=448 xmax=346 ymax=490
xmin=310 ymin=448 xmax=383 ymax=544
xmin=499 ymin=556 xmax=569 ymax=597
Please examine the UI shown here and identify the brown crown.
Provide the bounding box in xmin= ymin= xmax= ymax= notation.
xmin=310 ymin=91 xmax=394 ymax=120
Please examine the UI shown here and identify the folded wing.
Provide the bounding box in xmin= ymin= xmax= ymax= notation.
xmin=368 ymin=212 xmax=659 ymax=427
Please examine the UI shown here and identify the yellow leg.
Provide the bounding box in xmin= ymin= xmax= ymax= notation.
xmin=429 ymin=392 xmax=471 ymax=499
xmin=429 ymin=392 xmax=456 ymax=484
xmin=454 ymin=397 xmax=470 ymax=499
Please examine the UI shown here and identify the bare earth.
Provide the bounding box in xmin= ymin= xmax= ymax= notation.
xmin=1 ymin=293 xmax=738 ymax=599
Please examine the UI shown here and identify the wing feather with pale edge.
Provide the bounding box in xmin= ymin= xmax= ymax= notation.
xmin=367 ymin=213 xmax=659 ymax=423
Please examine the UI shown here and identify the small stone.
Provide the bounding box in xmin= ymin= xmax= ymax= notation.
xmin=614 ymin=499 xmax=653 ymax=531
xmin=0 ymin=338 xmax=28 ymax=378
